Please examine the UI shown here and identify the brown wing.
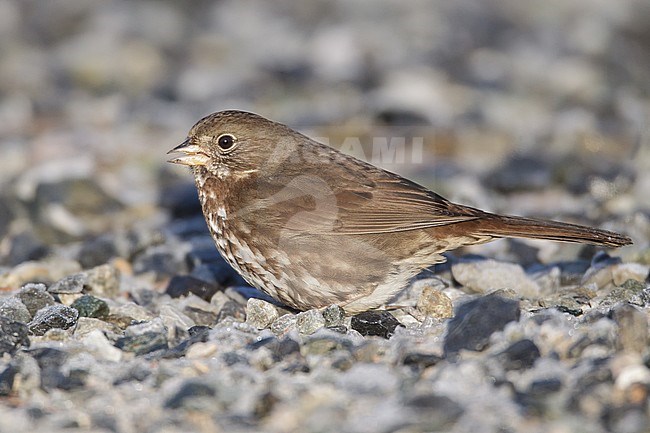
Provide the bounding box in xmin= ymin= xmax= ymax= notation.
xmin=236 ymin=146 xmax=482 ymax=236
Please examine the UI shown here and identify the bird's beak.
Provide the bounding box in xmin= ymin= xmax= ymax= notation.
xmin=167 ymin=138 xmax=210 ymax=166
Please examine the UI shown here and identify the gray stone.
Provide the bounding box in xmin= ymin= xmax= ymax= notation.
xmin=270 ymin=314 xmax=298 ymax=336
xmin=0 ymin=297 xmax=31 ymax=323
xmin=17 ymin=283 xmax=56 ymax=316
xmin=73 ymin=317 xmax=121 ymax=340
xmin=323 ymin=304 xmax=346 ymax=328
xmin=29 ymin=304 xmax=79 ymax=336
xmin=48 ymin=274 xmax=86 ymax=294
xmin=83 ymin=264 xmax=121 ymax=297
xmin=452 ymin=259 xmax=540 ymax=298
xmin=600 ymin=279 xmax=649 ymax=308
xmin=245 ymin=298 xmax=279 ymax=329
xmin=115 ymin=332 xmax=168 ymax=356
xmin=612 ymin=304 xmax=648 ymax=354
xmin=0 ymin=317 xmax=30 ymax=355
xmin=296 ymin=309 xmax=326 ymax=335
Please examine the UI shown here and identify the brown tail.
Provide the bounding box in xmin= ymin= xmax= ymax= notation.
xmin=474 ymin=214 xmax=632 ymax=248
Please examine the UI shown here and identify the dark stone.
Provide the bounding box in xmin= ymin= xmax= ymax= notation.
xmin=183 ymin=306 xmax=217 ymax=327
xmin=253 ymin=391 xmax=279 ymax=419
xmin=71 ymin=295 xmax=109 ymax=318
xmin=133 ymin=246 xmax=186 ymax=280
xmin=484 ymin=155 xmax=551 ymax=193
xmin=17 ymin=283 xmax=56 ymax=316
xmin=163 ymin=326 xmax=210 ymax=358
xmin=402 ymin=353 xmax=444 ymax=369
xmin=406 ymin=394 xmax=464 ymax=430
xmin=164 ymin=381 xmax=217 ymax=409
xmin=184 ymin=237 xmax=247 ymax=287
xmin=159 ymin=182 xmax=202 ymax=219
xmin=529 ymin=378 xmax=563 ymax=395
xmin=165 ymin=275 xmax=221 ymax=301
xmin=167 ymin=215 xmax=210 ymax=238
xmin=28 ymin=304 xmax=79 ymax=336
xmin=115 ymin=332 xmax=168 ymax=356
xmin=222 ymin=352 xmax=249 ymax=366
xmin=188 ymin=325 xmax=211 ymax=337
xmin=350 ymin=311 xmax=403 ymax=339
xmin=602 ymin=404 xmax=648 ymax=433
xmin=327 ymin=325 xmax=348 ymax=334
xmin=29 ymin=347 xmax=85 ymax=390
xmin=497 ymin=339 xmax=540 ymax=370
xmin=4 ymin=231 xmax=49 ymax=266
xmin=216 ymin=300 xmax=247 ymax=323
xmin=247 ymin=336 xmax=302 ymax=362
xmin=77 ymin=235 xmax=118 ymax=269
xmin=0 ymin=195 xmax=14 ymax=240
xmin=113 ymin=362 xmax=151 ymax=385
xmin=375 ymin=109 xmax=430 ymax=126
xmin=0 ymin=364 xmax=18 ymax=395
xmin=444 ymin=294 xmax=520 ymax=357
xmin=0 ymin=317 xmax=30 ymax=355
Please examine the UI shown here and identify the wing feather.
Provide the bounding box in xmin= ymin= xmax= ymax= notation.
xmin=240 ymin=146 xmax=482 ymax=236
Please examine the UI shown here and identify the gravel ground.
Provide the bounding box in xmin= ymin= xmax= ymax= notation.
xmin=1 ymin=1 xmax=649 ymax=432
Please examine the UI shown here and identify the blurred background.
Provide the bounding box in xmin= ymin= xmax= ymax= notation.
xmin=1 ymin=0 xmax=648 ymax=264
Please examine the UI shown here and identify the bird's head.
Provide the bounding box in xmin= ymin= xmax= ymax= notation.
xmin=168 ymin=110 xmax=306 ymax=181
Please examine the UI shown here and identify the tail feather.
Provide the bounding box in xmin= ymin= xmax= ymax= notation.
xmin=474 ymin=214 xmax=632 ymax=248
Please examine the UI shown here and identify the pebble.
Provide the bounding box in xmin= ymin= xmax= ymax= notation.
xmin=452 ymin=259 xmax=540 ymax=298
xmin=416 ymin=285 xmax=454 ymax=318
xmin=600 ymin=279 xmax=649 ymax=309
xmin=28 ymin=304 xmax=79 ymax=336
xmin=0 ymin=317 xmax=30 ymax=355
xmin=0 ymin=296 xmax=31 ymax=323
xmin=113 ymin=302 xmax=154 ymax=322
xmin=270 ymin=314 xmax=298 ymax=336
xmin=444 ymin=294 xmax=520 ymax=356
xmin=115 ymin=332 xmax=168 ymax=356
xmin=322 ymin=304 xmax=346 ymax=328
xmin=496 ymin=339 xmax=541 ymax=370
xmin=350 ymin=311 xmax=403 ymax=339
xmin=17 ymin=283 xmax=56 ymax=316
xmin=612 ymin=304 xmax=648 ymax=354
xmin=79 ymin=329 xmax=123 ymax=362
xmin=611 ymin=263 xmax=650 ymax=286
xmin=165 ymin=275 xmax=221 ymax=301
xmin=215 ymin=300 xmax=247 ymax=323
xmin=0 ymin=259 xmax=81 ymax=289
xmin=70 ymin=295 xmax=110 ymax=318
xmin=245 ymin=298 xmax=279 ymax=329
xmin=0 ymin=364 xmax=17 ymax=396
xmin=296 ymin=309 xmax=326 ymax=335
xmin=73 ymin=317 xmax=121 ymax=340
xmin=164 ymin=380 xmax=217 ymax=409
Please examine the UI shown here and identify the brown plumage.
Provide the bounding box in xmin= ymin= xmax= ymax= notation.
xmin=168 ymin=110 xmax=632 ymax=312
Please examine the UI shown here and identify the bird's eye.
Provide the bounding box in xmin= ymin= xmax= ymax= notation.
xmin=217 ymin=134 xmax=236 ymax=151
